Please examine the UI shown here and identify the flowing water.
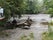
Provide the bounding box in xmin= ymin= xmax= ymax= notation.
xmin=0 ymin=14 xmax=51 ymax=40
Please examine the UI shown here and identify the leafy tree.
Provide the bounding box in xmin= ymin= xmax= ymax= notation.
xmin=24 ymin=0 xmax=39 ymax=14
xmin=43 ymin=0 xmax=53 ymax=17
xmin=0 ymin=0 xmax=24 ymax=19
xmin=0 ymin=0 xmax=44 ymax=19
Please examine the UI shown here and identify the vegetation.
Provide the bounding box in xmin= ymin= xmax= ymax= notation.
xmin=43 ymin=0 xmax=53 ymax=17
xmin=42 ymin=20 xmax=53 ymax=40
xmin=20 ymin=32 xmax=34 ymax=40
xmin=48 ymin=20 xmax=53 ymax=33
xmin=0 ymin=0 xmax=53 ymax=40
xmin=42 ymin=32 xmax=53 ymax=40
xmin=0 ymin=0 xmax=44 ymax=26
xmin=0 ymin=0 xmax=24 ymax=18
xmin=0 ymin=0 xmax=43 ymax=19
xmin=0 ymin=0 xmax=53 ymax=19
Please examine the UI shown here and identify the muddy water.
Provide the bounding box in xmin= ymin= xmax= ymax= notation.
xmin=0 ymin=14 xmax=51 ymax=40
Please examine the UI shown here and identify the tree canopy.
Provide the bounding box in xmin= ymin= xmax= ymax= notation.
xmin=43 ymin=0 xmax=53 ymax=17
xmin=0 ymin=0 xmax=45 ymax=19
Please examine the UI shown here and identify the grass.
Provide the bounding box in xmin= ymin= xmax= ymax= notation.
xmin=20 ymin=32 xmax=34 ymax=40
xmin=42 ymin=32 xmax=53 ymax=40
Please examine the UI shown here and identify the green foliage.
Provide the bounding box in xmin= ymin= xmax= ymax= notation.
xmin=0 ymin=0 xmax=24 ymax=19
xmin=43 ymin=0 xmax=53 ymax=17
xmin=0 ymin=0 xmax=44 ymax=19
xmin=45 ymin=8 xmax=53 ymax=14
xmin=48 ymin=20 xmax=53 ymax=33
xmin=49 ymin=20 xmax=53 ymax=25
xmin=42 ymin=32 xmax=53 ymax=40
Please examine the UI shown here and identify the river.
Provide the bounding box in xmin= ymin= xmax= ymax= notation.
xmin=0 ymin=14 xmax=51 ymax=40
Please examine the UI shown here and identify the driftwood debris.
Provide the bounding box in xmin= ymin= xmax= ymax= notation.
xmin=16 ymin=19 xmax=33 ymax=28
xmin=3 ymin=18 xmax=33 ymax=29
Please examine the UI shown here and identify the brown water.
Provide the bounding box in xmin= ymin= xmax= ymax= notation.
xmin=0 ymin=14 xmax=51 ymax=40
